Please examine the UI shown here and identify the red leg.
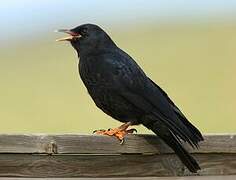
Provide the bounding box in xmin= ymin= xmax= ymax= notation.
xmin=93 ymin=122 xmax=137 ymax=144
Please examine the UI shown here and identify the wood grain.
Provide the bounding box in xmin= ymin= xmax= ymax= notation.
xmin=0 ymin=176 xmax=236 ymax=180
xmin=0 ymin=134 xmax=235 ymax=154
xmin=0 ymin=134 xmax=235 ymax=177
xmin=0 ymin=153 xmax=235 ymax=177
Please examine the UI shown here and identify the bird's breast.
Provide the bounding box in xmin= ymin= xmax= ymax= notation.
xmin=78 ymin=56 xmax=119 ymax=88
xmin=79 ymin=60 xmax=107 ymax=91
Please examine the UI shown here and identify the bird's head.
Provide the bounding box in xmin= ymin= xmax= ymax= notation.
xmin=56 ymin=24 xmax=115 ymax=56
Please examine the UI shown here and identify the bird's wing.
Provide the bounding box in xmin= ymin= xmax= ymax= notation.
xmin=148 ymin=77 xmax=203 ymax=142
xmin=147 ymin=78 xmax=185 ymax=117
xmin=104 ymin=52 xmax=201 ymax=146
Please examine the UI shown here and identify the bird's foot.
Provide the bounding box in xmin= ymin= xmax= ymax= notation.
xmin=93 ymin=126 xmax=137 ymax=144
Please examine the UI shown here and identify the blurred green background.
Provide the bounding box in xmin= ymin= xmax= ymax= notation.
xmin=1 ymin=1 xmax=235 ymax=133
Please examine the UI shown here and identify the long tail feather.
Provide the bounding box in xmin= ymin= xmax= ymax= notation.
xmin=142 ymin=117 xmax=201 ymax=173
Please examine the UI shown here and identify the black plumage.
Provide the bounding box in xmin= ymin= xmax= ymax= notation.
xmin=57 ymin=24 xmax=204 ymax=173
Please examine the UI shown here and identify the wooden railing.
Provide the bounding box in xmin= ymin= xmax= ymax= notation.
xmin=0 ymin=134 xmax=235 ymax=178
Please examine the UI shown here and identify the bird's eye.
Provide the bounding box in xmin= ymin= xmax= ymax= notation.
xmin=80 ymin=28 xmax=88 ymax=36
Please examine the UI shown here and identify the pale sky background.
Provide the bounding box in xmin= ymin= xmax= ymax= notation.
xmin=1 ymin=0 xmax=236 ymax=43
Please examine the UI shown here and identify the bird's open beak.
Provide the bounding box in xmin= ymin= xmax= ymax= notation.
xmin=55 ymin=29 xmax=81 ymax=42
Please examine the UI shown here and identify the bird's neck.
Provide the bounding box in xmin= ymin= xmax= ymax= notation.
xmin=80 ymin=39 xmax=117 ymax=57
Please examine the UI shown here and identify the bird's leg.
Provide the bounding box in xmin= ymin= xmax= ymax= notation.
xmin=93 ymin=122 xmax=137 ymax=144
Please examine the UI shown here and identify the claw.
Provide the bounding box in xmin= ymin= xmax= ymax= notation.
xmin=93 ymin=129 xmax=106 ymax=134
xmin=127 ymin=128 xmax=137 ymax=133
xmin=119 ymin=138 xmax=125 ymax=145
xmin=92 ymin=130 xmax=97 ymax=134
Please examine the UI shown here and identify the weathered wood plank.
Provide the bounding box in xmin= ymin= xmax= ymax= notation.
xmin=0 ymin=153 xmax=235 ymax=177
xmin=0 ymin=134 xmax=54 ymax=154
xmin=0 ymin=134 xmax=235 ymax=154
xmin=0 ymin=154 xmax=182 ymax=177
xmin=0 ymin=176 xmax=236 ymax=180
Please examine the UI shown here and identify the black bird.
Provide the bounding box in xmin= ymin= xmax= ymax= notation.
xmin=56 ymin=24 xmax=204 ymax=173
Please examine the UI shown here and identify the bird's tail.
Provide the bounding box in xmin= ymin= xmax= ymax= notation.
xmin=142 ymin=118 xmax=200 ymax=173
xmin=174 ymin=108 xmax=204 ymax=144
